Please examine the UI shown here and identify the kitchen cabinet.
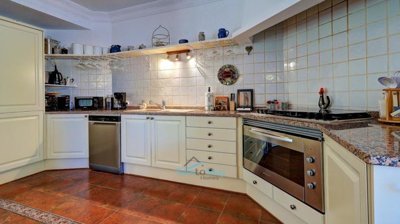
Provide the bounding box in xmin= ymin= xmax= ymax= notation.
xmin=0 ymin=17 xmax=43 ymax=113
xmin=323 ymin=136 xmax=368 ymax=224
xmin=0 ymin=112 xmax=43 ymax=172
xmin=186 ymin=116 xmax=238 ymax=178
xmin=121 ymin=115 xmax=185 ymax=170
xmin=46 ymin=114 xmax=89 ymax=159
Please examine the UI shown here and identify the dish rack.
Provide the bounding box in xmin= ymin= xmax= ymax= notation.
xmin=379 ymin=88 xmax=400 ymax=123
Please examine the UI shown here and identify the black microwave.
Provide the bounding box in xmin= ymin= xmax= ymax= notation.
xmin=75 ymin=97 xmax=104 ymax=110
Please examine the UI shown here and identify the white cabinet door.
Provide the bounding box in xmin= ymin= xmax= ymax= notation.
xmin=121 ymin=115 xmax=151 ymax=166
xmin=0 ymin=112 xmax=43 ymax=172
xmin=46 ymin=114 xmax=88 ymax=159
xmin=324 ymin=136 xmax=368 ymax=224
xmin=0 ymin=18 xmax=43 ymax=113
xmin=152 ymin=116 xmax=185 ymax=170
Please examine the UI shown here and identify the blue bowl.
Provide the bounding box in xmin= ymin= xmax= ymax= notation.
xmin=179 ymin=39 xmax=188 ymax=44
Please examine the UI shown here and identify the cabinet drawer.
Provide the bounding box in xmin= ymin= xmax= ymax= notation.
xmin=186 ymin=162 xmax=237 ymax=178
xmin=187 ymin=150 xmax=236 ymax=166
xmin=187 ymin=116 xmax=236 ymax=129
xmin=186 ymin=138 xmax=236 ymax=154
xmin=273 ymin=187 xmax=324 ymax=224
xmin=243 ymin=169 xmax=273 ymax=198
xmin=186 ymin=127 xmax=236 ymax=141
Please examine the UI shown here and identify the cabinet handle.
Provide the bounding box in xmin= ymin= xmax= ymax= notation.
xmin=146 ymin=117 xmax=150 ymax=119
xmin=208 ymin=144 xmax=212 ymax=148
xmin=253 ymin=180 xmax=257 ymax=185
xmin=84 ymin=115 xmax=88 ymax=118
xmin=290 ymin=204 xmax=296 ymax=210
xmin=150 ymin=117 xmax=154 ymax=120
xmin=208 ymin=121 xmax=213 ymax=124
xmin=208 ymin=168 xmax=214 ymax=172
xmin=208 ymin=133 xmax=213 ymax=136
xmin=208 ymin=156 xmax=212 ymax=160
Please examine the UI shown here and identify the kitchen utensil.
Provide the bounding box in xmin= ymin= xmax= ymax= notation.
xmin=218 ymin=28 xmax=229 ymax=38
xmin=378 ymin=77 xmax=397 ymax=88
xmin=198 ymin=32 xmax=205 ymax=41
xmin=318 ymin=88 xmax=331 ymax=110
xmin=138 ymin=44 xmax=146 ymax=49
xmin=110 ymin=45 xmax=121 ymax=53
xmin=72 ymin=43 xmax=83 ymax=55
xmin=48 ymin=65 xmax=63 ymax=85
xmin=84 ymin=45 xmax=94 ymax=55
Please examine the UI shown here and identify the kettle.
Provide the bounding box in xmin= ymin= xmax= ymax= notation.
xmin=48 ymin=65 xmax=63 ymax=85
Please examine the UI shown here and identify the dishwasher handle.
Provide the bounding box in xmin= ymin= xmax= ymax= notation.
xmin=89 ymin=121 xmax=120 ymax=125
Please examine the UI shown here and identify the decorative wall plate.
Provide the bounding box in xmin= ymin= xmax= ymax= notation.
xmin=217 ymin=64 xmax=239 ymax=85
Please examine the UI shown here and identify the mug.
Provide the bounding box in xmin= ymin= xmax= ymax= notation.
xmin=72 ymin=43 xmax=83 ymax=55
xmin=110 ymin=45 xmax=121 ymax=53
xmin=93 ymin=46 xmax=102 ymax=55
xmin=218 ymin=28 xmax=229 ymax=38
xmin=83 ymin=45 xmax=93 ymax=55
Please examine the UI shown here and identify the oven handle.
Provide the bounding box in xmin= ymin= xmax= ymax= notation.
xmin=249 ymin=128 xmax=293 ymax=143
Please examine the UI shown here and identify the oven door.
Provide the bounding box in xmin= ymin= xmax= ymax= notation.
xmin=243 ymin=125 xmax=305 ymax=201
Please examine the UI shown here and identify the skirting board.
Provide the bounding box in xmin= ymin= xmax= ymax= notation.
xmin=124 ymin=164 xmax=246 ymax=193
xmin=0 ymin=161 xmax=45 ymax=185
xmin=45 ymin=158 xmax=88 ymax=170
xmin=247 ymin=184 xmax=307 ymax=224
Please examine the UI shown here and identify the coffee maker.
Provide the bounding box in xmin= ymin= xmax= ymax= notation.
xmin=112 ymin=92 xmax=127 ymax=110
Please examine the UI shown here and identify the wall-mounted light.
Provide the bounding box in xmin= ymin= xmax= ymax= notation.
xmin=166 ymin=49 xmax=191 ymax=62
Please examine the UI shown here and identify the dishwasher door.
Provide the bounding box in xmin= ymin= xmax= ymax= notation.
xmin=89 ymin=120 xmax=122 ymax=174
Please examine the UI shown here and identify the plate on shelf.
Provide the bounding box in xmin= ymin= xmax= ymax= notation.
xmin=217 ymin=64 xmax=239 ymax=86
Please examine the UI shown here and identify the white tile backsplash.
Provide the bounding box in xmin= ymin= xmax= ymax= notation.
xmin=109 ymin=0 xmax=400 ymax=110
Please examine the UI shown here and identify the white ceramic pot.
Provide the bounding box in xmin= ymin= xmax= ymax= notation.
xmin=83 ymin=45 xmax=93 ymax=55
xmin=72 ymin=43 xmax=83 ymax=55
xmin=102 ymin=47 xmax=109 ymax=54
xmin=94 ymin=46 xmax=102 ymax=55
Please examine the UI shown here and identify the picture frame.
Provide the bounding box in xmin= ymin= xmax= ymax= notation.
xmin=237 ymin=89 xmax=253 ymax=112
xmin=214 ymin=96 xmax=229 ymax=111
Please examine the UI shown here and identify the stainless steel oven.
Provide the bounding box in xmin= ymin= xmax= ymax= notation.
xmin=243 ymin=119 xmax=324 ymax=213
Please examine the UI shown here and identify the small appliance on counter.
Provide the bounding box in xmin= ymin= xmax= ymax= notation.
xmin=45 ymin=95 xmax=70 ymax=111
xmin=75 ymin=97 xmax=104 ymax=110
xmin=112 ymin=92 xmax=127 ymax=110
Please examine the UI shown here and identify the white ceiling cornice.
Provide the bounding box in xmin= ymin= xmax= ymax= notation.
xmin=108 ymin=0 xmax=221 ymax=23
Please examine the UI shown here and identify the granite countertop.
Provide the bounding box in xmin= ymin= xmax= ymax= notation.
xmin=46 ymin=109 xmax=400 ymax=167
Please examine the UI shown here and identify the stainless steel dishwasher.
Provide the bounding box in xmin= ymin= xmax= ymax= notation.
xmin=89 ymin=115 xmax=123 ymax=174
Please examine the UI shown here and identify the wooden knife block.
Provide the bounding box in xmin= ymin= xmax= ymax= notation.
xmin=379 ymin=88 xmax=400 ymax=123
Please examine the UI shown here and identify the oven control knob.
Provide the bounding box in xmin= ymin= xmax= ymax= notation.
xmin=253 ymin=180 xmax=257 ymax=185
xmin=306 ymin=157 xmax=315 ymax=163
xmin=307 ymin=183 xmax=316 ymax=189
xmin=306 ymin=169 xmax=315 ymax=176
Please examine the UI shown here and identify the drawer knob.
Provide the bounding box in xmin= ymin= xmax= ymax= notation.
xmin=306 ymin=157 xmax=315 ymax=163
xmin=208 ymin=133 xmax=213 ymax=136
xmin=208 ymin=156 xmax=213 ymax=160
xmin=208 ymin=144 xmax=212 ymax=148
xmin=306 ymin=169 xmax=315 ymax=176
xmin=307 ymin=183 xmax=316 ymax=189
xmin=253 ymin=180 xmax=257 ymax=185
xmin=150 ymin=117 xmax=154 ymax=120
xmin=208 ymin=168 xmax=214 ymax=172
xmin=146 ymin=117 xmax=150 ymax=120
xmin=208 ymin=121 xmax=213 ymax=124
xmin=290 ymin=204 xmax=296 ymax=210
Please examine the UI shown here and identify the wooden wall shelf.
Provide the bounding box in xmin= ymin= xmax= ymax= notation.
xmin=45 ymin=38 xmax=237 ymax=60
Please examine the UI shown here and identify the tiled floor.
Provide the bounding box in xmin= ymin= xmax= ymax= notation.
xmin=0 ymin=169 xmax=282 ymax=224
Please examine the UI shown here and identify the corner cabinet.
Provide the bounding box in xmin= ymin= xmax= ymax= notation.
xmin=121 ymin=115 xmax=186 ymax=170
xmin=46 ymin=114 xmax=89 ymax=159
xmin=323 ymin=136 xmax=369 ymax=224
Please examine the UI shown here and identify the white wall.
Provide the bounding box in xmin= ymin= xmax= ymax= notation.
xmin=111 ymin=0 xmax=242 ymax=47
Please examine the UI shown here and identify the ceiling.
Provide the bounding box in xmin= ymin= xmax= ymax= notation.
xmin=0 ymin=0 xmax=86 ymax=29
xmin=70 ymin=0 xmax=158 ymax=12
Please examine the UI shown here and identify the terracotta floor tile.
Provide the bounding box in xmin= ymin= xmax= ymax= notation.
xmin=50 ymin=197 xmax=115 ymax=224
xmin=223 ymin=194 xmax=262 ymax=222
xmin=191 ymin=188 xmax=231 ymax=212
xmin=0 ymin=209 xmax=40 ymax=224
xmin=147 ymin=200 xmax=187 ymax=222
xmin=75 ymin=185 xmax=139 ymax=208
xmin=178 ymin=206 xmax=220 ymax=224
xmin=18 ymin=172 xmax=59 ymax=187
xmin=142 ymin=181 xmax=177 ymax=200
xmin=122 ymin=194 xmax=164 ymax=214
xmin=217 ymin=213 xmax=258 ymax=224
xmin=99 ymin=175 xmax=152 ymax=193
xmin=12 ymin=190 xmax=66 ymax=211
xmin=0 ymin=182 xmax=31 ymax=200
xmin=101 ymin=211 xmax=168 ymax=224
xmin=260 ymin=209 xmax=282 ymax=224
